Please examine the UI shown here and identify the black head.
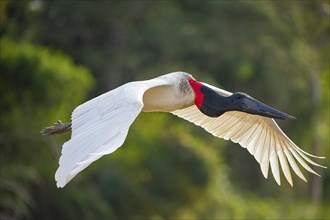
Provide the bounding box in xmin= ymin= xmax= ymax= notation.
xmin=189 ymin=78 xmax=295 ymax=120
xmin=228 ymin=92 xmax=295 ymax=120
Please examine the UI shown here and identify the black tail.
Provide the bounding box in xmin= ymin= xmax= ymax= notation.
xmin=40 ymin=120 xmax=72 ymax=136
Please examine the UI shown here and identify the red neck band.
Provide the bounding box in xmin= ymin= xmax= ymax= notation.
xmin=188 ymin=77 xmax=204 ymax=109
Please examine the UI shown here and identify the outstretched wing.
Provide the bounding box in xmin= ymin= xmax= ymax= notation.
xmin=172 ymin=83 xmax=325 ymax=186
xmin=55 ymin=78 xmax=171 ymax=188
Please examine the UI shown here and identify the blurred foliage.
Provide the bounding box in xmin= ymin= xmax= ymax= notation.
xmin=0 ymin=37 xmax=93 ymax=219
xmin=1 ymin=0 xmax=329 ymax=220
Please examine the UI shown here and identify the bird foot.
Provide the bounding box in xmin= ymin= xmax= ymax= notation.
xmin=40 ymin=120 xmax=72 ymax=136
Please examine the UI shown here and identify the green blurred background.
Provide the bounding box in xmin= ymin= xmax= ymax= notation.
xmin=1 ymin=1 xmax=329 ymax=219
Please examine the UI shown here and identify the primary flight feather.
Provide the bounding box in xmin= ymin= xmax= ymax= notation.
xmin=41 ymin=71 xmax=325 ymax=188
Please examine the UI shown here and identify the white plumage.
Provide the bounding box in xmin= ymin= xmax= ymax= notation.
xmin=54 ymin=72 xmax=325 ymax=188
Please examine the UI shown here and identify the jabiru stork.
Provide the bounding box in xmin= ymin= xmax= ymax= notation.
xmin=41 ymin=72 xmax=325 ymax=188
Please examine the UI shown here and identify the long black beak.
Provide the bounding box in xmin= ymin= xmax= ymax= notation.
xmin=237 ymin=95 xmax=295 ymax=120
xmin=198 ymin=86 xmax=295 ymax=120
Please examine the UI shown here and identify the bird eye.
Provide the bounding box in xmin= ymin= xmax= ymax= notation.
xmin=234 ymin=92 xmax=247 ymax=100
xmin=236 ymin=94 xmax=242 ymax=99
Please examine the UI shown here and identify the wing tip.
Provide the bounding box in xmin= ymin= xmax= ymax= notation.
xmin=302 ymin=176 xmax=308 ymax=183
xmin=55 ymin=164 xmax=71 ymax=188
xmin=55 ymin=171 xmax=73 ymax=188
xmin=275 ymin=179 xmax=281 ymax=186
xmin=55 ymin=173 xmax=67 ymax=188
xmin=56 ymin=181 xmax=66 ymax=188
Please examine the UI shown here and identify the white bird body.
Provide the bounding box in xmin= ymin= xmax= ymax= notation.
xmin=142 ymin=73 xmax=195 ymax=112
xmin=49 ymin=71 xmax=325 ymax=188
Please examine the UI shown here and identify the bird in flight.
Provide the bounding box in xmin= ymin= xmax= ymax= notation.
xmin=41 ymin=72 xmax=325 ymax=188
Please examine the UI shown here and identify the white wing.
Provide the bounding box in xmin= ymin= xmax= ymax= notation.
xmin=55 ymin=77 xmax=172 ymax=188
xmin=172 ymin=83 xmax=325 ymax=186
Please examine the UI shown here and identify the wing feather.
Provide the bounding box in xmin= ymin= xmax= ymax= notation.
xmin=259 ymin=128 xmax=270 ymax=178
xmin=269 ymin=135 xmax=281 ymax=185
xmin=283 ymin=148 xmax=306 ymax=182
xmin=277 ymin=139 xmax=293 ymax=186
xmin=172 ymin=83 xmax=325 ymax=186
xmin=258 ymin=127 xmax=268 ymax=159
xmin=55 ymin=78 xmax=172 ymax=188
